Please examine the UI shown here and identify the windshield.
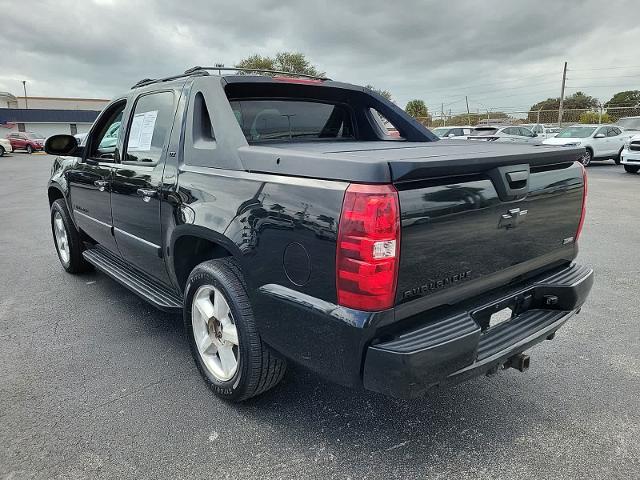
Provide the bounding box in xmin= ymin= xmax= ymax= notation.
xmin=230 ymin=100 xmax=354 ymax=143
xmin=556 ymin=126 xmax=596 ymax=138
xmin=471 ymin=128 xmax=499 ymax=136
xmin=431 ymin=127 xmax=450 ymax=137
xmin=616 ymin=117 xmax=640 ymax=131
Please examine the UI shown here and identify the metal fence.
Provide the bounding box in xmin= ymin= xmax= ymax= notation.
xmin=415 ymin=106 xmax=640 ymax=128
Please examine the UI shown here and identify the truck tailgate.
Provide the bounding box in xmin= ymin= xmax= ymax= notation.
xmin=393 ymin=149 xmax=585 ymax=310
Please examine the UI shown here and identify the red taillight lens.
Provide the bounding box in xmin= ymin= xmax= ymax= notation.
xmin=576 ymin=164 xmax=588 ymax=241
xmin=336 ymin=184 xmax=400 ymax=311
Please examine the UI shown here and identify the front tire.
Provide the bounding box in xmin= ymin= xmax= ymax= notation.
xmin=50 ymin=199 xmax=91 ymax=273
xmin=26 ymin=145 xmax=33 ymax=154
xmin=0 ymin=145 xmax=5 ymax=156
xmin=582 ymin=148 xmax=593 ymax=166
xmin=624 ymin=165 xmax=639 ymax=174
xmin=184 ymin=258 xmax=286 ymax=402
xmin=615 ymin=148 xmax=623 ymax=165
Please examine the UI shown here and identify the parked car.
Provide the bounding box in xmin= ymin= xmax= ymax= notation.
xmin=542 ymin=124 xmax=626 ymax=166
xmin=0 ymin=137 xmax=12 ymax=156
xmin=6 ymin=132 xmax=45 ymax=153
xmin=431 ymin=126 xmax=474 ymax=138
xmin=616 ymin=116 xmax=640 ymax=141
xmin=467 ymin=125 xmax=541 ymax=144
xmin=521 ymin=123 xmax=559 ymax=139
xmin=620 ymin=134 xmax=640 ymax=174
xmin=45 ymin=68 xmax=592 ymax=402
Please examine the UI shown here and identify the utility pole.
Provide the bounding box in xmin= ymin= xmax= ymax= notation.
xmin=558 ymin=61 xmax=567 ymax=126
xmin=598 ymin=103 xmax=603 ymax=124
xmin=22 ymin=81 xmax=28 ymax=109
xmin=441 ymin=102 xmax=444 ymax=127
xmin=214 ymin=63 xmax=224 ymax=75
xmin=465 ymin=95 xmax=471 ymax=125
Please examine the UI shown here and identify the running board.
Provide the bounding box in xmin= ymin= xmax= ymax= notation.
xmin=83 ymin=246 xmax=183 ymax=312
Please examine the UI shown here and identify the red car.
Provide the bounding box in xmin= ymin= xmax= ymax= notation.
xmin=6 ymin=132 xmax=45 ymax=153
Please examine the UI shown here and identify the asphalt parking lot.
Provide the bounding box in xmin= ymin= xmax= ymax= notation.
xmin=1 ymin=153 xmax=639 ymax=479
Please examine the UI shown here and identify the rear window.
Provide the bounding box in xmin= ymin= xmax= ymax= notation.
xmin=230 ymin=100 xmax=354 ymax=143
xmin=472 ymin=128 xmax=499 ymax=136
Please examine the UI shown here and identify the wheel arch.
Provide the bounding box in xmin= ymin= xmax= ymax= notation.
xmin=170 ymin=225 xmax=243 ymax=292
xmin=47 ymin=185 xmax=65 ymax=206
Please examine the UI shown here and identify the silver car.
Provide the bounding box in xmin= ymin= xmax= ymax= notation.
xmin=431 ymin=126 xmax=474 ymax=139
xmin=467 ymin=125 xmax=541 ymax=144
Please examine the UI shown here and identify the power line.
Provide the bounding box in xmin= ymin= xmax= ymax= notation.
xmin=417 ymin=72 xmax=558 ymax=96
xmin=567 ymin=74 xmax=640 ymax=80
xmin=568 ymin=65 xmax=640 ymax=71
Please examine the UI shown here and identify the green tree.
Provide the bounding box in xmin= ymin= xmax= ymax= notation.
xmin=579 ymin=111 xmax=612 ymax=124
xmin=530 ymin=91 xmax=599 ymax=112
xmin=405 ymin=99 xmax=429 ymax=119
xmin=235 ymin=52 xmax=325 ymax=77
xmin=605 ymin=90 xmax=640 ymax=107
xmin=364 ymin=85 xmax=393 ymax=102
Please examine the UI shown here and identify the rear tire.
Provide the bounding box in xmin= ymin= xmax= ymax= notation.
xmin=624 ymin=165 xmax=639 ymax=174
xmin=26 ymin=145 xmax=33 ymax=154
xmin=50 ymin=199 xmax=92 ymax=273
xmin=184 ymin=258 xmax=286 ymax=402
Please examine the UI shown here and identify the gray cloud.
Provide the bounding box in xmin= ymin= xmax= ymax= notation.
xmin=2 ymin=0 xmax=639 ymax=114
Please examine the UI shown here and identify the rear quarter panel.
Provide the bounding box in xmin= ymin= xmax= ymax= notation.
xmin=169 ymin=167 xmax=348 ymax=355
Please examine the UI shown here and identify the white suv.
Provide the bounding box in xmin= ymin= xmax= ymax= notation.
xmin=620 ymin=134 xmax=640 ymax=174
xmin=542 ymin=124 xmax=626 ymax=166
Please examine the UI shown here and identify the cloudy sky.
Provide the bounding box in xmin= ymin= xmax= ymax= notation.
xmin=2 ymin=0 xmax=640 ymax=115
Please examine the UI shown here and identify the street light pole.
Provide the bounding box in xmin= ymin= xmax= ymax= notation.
xmin=22 ymin=80 xmax=28 ymax=109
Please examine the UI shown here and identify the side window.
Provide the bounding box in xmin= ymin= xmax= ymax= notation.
xmin=607 ymin=127 xmax=621 ymax=137
xmin=125 ymin=91 xmax=175 ymax=165
xmin=520 ymin=127 xmax=534 ymax=137
xmin=369 ymin=108 xmax=404 ymax=140
xmin=89 ymin=102 xmax=126 ymax=161
xmin=503 ymin=127 xmax=516 ymax=135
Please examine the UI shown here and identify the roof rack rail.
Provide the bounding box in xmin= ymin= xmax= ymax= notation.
xmin=130 ymin=70 xmax=211 ymax=89
xmin=131 ymin=66 xmax=330 ymax=89
xmin=184 ymin=66 xmax=331 ymax=81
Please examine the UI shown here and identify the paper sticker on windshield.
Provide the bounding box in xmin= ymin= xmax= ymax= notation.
xmin=128 ymin=110 xmax=158 ymax=151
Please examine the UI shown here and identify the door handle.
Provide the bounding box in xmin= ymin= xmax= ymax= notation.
xmin=137 ymin=188 xmax=158 ymax=202
xmin=94 ymin=180 xmax=108 ymax=191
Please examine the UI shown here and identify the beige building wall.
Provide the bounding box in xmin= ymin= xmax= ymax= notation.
xmin=16 ymin=96 xmax=110 ymax=111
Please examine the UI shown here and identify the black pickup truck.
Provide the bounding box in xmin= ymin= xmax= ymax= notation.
xmin=45 ymin=68 xmax=593 ymax=401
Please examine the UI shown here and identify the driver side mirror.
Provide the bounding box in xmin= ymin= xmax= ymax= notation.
xmin=594 ymin=133 xmax=606 ymax=139
xmin=447 ymin=133 xmax=456 ymax=138
xmin=44 ymin=134 xmax=82 ymax=156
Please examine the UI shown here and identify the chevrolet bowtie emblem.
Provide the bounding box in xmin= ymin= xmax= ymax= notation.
xmin=499 ymin=208 xmax=528 ymax=229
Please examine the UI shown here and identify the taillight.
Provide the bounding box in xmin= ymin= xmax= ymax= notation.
xmin=576 ymin=164 xmax=588 ymax=241
xmin=336 ymin=184 xmax=400 ymax=311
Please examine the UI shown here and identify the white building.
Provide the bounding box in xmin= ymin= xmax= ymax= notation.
xmin=0 ymin=92 xmax=109 ymax=138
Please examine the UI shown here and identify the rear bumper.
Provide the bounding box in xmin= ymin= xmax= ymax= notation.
xmin=362 ymin=263 xmax=593 ymax=399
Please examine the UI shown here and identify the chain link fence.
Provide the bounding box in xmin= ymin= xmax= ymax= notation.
xmin=415 ymin=106 xmax=640 ymax=128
